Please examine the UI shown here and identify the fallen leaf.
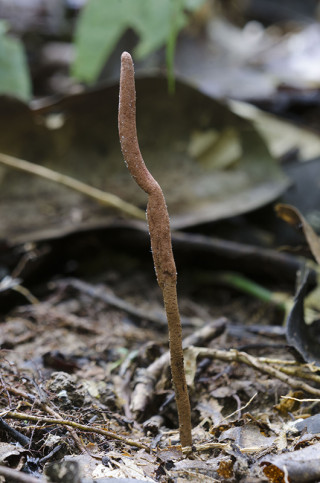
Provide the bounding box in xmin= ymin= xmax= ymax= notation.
xmin=294 ymin=413 xmax=320 ymax=435
xmin=0 ymin=77 xmax=289 ymax=243
xmin=230 ymin=100 xmax=320 ymax=161
xmin=0 ymin=442 xmax=28 ymax=468
xmin=276 ymin=203 xmax=320 ymax=265
xmin=219 ymin=423 xmax=276 ymax=451
xmin=261 ymin=441 xmax=320 ymax=483
xmin=285 ymin=270 xmax=320 ymax=365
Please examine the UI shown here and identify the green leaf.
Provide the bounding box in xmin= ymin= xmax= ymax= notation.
xmin=184 ymin=0 xmax=207 ymax=8
xmin=72 ymin=0 xmax=206 ymax=84
xmin=0 ymin=21 xmax=31 ymax=101
xmin=72 ymin=0 xmax=127 ymax=82
xmin=133 ymin=0 xmax=186 ymax=60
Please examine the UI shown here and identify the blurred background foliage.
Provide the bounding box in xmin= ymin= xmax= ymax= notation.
xmin=0 ymin=19 xmax=31 ymax=100
xmin=1 ymin=0 xmax=319 ymax=101
xmin=0 ymin=0 xmax=208 ymax=99
xmin=1 ymin=0 xmax=320 ymax=235
xmin=72 ymin=0 xmax=206 ymax=90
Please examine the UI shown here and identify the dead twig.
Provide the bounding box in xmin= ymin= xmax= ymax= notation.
xmin=131 ymin=318 xmax=226 ymax=416
xmin=0 ymin=466 xmax=43 ymax=483
xmin=187 ymin=347 xmax=320 ymax=396
xmin=221 ymin=392 xmax=257 ymax=423
xmin=4 ymin=386 xmax=36 ymax=401
xmin=273 ymin=365 xmax=320 ymax=385
xmin=0 ymin=152 xmax=145 ymax=220
xmin=170 ymin=230 xmax=317 ymax=284
xmin=0 ymin=417 xmax=30 ymax=447
xmin=41 ymin=404 xmax=86 ymax=454
xmin=57 ymin=277 xmax=200 ymax=328
xmin=281 ymin=396 xmax=320 ymax=403
xmin=118 ymin=51 xmax=192 ymax=446
xmin=2 ymin=379 xmax=86 ymax=453
xmin=2 ymin=411 xmax=149 ymax=451
xmin=253 ymin=358 xmax=320 ymax=385
xmin=181 ymin=442 xmax=230 ymax=454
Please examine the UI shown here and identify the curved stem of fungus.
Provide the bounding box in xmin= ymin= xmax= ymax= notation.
xmin=118 ymin=51 xmax=192 ymax=448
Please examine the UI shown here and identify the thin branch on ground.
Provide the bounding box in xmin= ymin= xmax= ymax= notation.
xmin=274 ymin=365 xmax=320 ymax=385
xmin=189 ymin=347 xmax=320 ymax=396
xmin=257 ymin=358 xmax=300 ymax=365
xmin=4 ymin=385 xmax=36 ymax=401
xmin=130 ymin=318 xmax=226 ymax=415
xmin=256 ymin=358 xmax=320 ymax=384
xmin=2 ymin=379 xmax=88 ymax=452
xmin=0 ymin=466 xmax=43 ymax=483
xmin=58 ymin=277 xmax=201 ymax=328
xmin=41 ymin=404 xmax=86 ymax=453
xmin=221 ymin=392 xmax=257 ymax=423
xmin=281 ymin=396 xmax=320 ymax=403
xmin=0 ymin=416 xmax=30 ymax=447
xmin=182 ymin=442 xmax=231 ymax=454
xmin=0 ymin=152 xmax=145 ymax=220
xmin=2 ymin=411 xmax=149 ymax=451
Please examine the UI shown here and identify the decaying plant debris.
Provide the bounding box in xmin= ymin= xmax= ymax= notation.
xmin=2 ymin=267 xmax=320 ymax=482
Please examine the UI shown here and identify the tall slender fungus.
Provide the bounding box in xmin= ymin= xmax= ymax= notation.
xmin=118 ymin=51 xmax=192 ymax=448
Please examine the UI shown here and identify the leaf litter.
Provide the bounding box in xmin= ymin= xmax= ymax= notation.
xmin=2 ymin=223 xmax=320 ymax=482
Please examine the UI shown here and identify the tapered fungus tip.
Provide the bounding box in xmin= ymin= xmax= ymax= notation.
xmin=121 ymin=51 xmax=132 ymax=63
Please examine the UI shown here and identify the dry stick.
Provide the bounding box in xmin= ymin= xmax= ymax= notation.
xmin=0 ymin=152 xmax=145 ymax=220
xmin=131 ymin=318 xmax=227 ymax=416
xmin=2 ymin=411 xmax=149 ymax=451
xmin=274 ymin=365 xmax=320 ymax=385
xmin=2 ymin=383 xmax=85 ymax=452
xmin=59 ymin=277 xmax=200 ymax=328
xmin=0 ymin=466 xmax=43 ymax=483
xmin=118 ymin=51 xmax=192 ymax=447
xmin=192 ymin=348 xmax=320 ymax=396
xmin=0 ymin=416 xmax=30 ymax=447
xmin=42 ymin=404 xmax=86 ymax=453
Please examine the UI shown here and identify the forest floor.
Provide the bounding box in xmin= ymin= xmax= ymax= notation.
xmin=1 ymin=226 xmax=320 ymax=483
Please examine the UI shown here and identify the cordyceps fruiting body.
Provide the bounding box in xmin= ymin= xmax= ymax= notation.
xmin=118 ymin=51 xmax=192 ymax=448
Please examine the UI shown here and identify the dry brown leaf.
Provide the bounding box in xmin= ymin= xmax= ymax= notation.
xmin=261 ymin=442 xmax=320 ymax=482
xmin=276 ymin=203 xmax=320 ymax=265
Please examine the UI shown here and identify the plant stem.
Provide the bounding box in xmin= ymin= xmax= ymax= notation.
xmin=203 ymin=271 xmax=288 ymax=311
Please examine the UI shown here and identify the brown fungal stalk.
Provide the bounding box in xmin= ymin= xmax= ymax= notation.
xmin=118 ymin=51 xmax=192 ymax=447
